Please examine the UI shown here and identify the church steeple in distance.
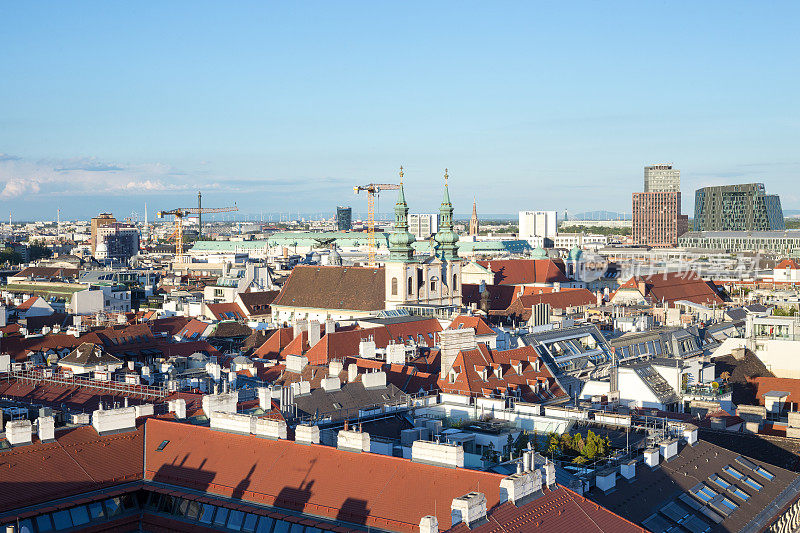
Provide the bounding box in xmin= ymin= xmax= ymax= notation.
xmin=388 ymin=166 xmax=416 ymax=262
xmin=469 ymin=199 xmax=479 ymax=236
xmin=435 ymin=168 xmax=459 ymax=261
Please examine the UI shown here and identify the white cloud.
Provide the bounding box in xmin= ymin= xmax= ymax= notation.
xmin=0 ymin=154 xmax=194 ymax=199
xmin=1 ymin=177 xmax=41 ymax=198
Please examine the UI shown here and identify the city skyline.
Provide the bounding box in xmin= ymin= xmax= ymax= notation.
xmin=2 ymin=2 xmax=799 ymax=218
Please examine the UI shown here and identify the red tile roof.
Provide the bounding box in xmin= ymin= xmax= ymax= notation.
xmin=447 ymin=316 xmax=495 ymax=336
xmin=476 ymin=259 xmax=570 ymax=286
xmin=750 ymin=376 xmax=800 ymax=410
xmin=462 ymin=283 xmax=517 ymax=312
xmin=776 ymin=259 xmax=800 ymax=270
xmin=303 ymin=319 xmax=441 ymax=365
xmin=439 ymin=344 xmax=566 ymax=402
xmin=206 ymin=302 xmax=247 ymax=321
xmin=143 ymin=418 xmax=506 ymax=533
xmin=497 ymin=288 xmax=597 ymax=320
xmin=613 ymin=271 xmax=724 ymax=306
xmin=177 ymin=318 xmax=211 ymax=340
xmin=0 ymin=424 xmax=143 ymax=514
xmin=254 ymin=327 xmax=295 ymax=359
xmin=271 ymin=265 xmax=386 ymax=311
xmin=448 ymin=486 xmax=646 ymax=533
xmin=16 ymin=296 xmax=41 ymax=311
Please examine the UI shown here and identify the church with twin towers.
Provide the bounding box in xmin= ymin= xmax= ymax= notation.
xmin=384 ymin=168 xmax=463 ymax=310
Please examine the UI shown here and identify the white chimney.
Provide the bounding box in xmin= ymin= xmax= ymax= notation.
xmin=325 ymin=319 xmax=336 ymax=334
xmin=7 ymin=420 xmax=33 ymax=446
xmin=329 ymin=360 xmax=343 ymax=377
xmin=92 ymin=406 xmax=136 ymax=435
xmin=620 ymin=459 xmax=636 ymax=480
xmin=295 ymin=424 xmax=321 ymax=445
xmin=359 ymin=338 xmax=377 ymax=359
xmin=347 ymin=363 xmax=358 ymax=383
xmin=644 ymin=447 xmax=660 ymax=468
xmin=595 ymin=468 xmax=616 ymax=492
xmin=419 ymin=516 xmax=438 ymax=533
xmin=337 ymin=429 xmax=370 ymax=453
xmin=660 ymin=438 xmax=678 ymax=461
xmin=322 ymin=376 xmax=341 ymax=392
xmin=37 ymin=416 xmax=55 ymax=443
xmin=308 ymin=320 xmax=321 ymax=347
xmin=169 ymin=398 xmax=187 ymax=419
xmin=500 ymin=472 xmax=535 ymax=505
xmin=543 ymin=460 xmax=556 ymax=487
xmin=683 ymin=424 xmax=698 ymax=446
xmin=362 ymin=371 xmax=387 ymax=389
xmin=257 ymin=387 xmax=271 ymax=410
xmin=293 ymin=318 xmax=308 ymax=338
xmin=285 ymin=354 xmax=309 ymax=374
xmin=451 ymin=492 xmax=487 ymax=528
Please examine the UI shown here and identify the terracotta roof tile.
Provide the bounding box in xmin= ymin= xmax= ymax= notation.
xmin=271 ymin=265 xmax=385 ymax=312
xmin=476 ymin=259 xmax=570 ymax=286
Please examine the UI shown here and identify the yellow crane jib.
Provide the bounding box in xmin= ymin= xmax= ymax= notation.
xmin=158 ymin=203 xmax=238 ymax=258
xmin=354 ymin=183 xmax=400 ymax=267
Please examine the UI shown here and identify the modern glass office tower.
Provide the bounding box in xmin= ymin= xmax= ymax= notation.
xmin=694 ymin=183 xmax=784 ymax=231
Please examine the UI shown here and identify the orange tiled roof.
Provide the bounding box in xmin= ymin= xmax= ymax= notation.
xmin=476 ymin=259 xmax=570 ymax=286
xmin=447 ymin=315 xmax=495 ymax=336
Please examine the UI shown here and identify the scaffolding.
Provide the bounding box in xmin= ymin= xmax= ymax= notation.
xmin=1 ymin=369 xmax=168 ymax=401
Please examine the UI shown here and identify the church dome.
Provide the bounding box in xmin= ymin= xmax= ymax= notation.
xmin=531 ymin=246 xmax=547 ymax=259
xmin=329 ymin=247 xmax=342 ymax=266
xmin=568 ymin=245 xmax=583 ymax=261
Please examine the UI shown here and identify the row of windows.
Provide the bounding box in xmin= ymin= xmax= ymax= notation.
xmin=5 ymin=494 xmax=137 ymax=533
xmin=390 ymin=275 xmax=458 ymax=296
xmin=4 ymin=492 xmax=334 ymax=533
xmin=144 ymin=492 xmax=329 ymax=532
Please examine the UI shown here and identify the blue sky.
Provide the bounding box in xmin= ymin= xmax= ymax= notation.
xmin=1 ymin=2 xmax=798 ymax=220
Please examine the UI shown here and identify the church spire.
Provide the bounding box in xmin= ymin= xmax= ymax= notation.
xmin=388 ymin=166 xmax=416 ymax=262
xmin=469 ymin=199 xmax=479 ymax=236
xmin=435 ymin=168 xmax=459 ymax=261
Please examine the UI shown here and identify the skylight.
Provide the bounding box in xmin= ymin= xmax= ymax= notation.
xmin=742 ymin=477 xmax=763 ymax=491
xmin=156 ymin=440 xmax=170 ymax=451
xmin=723 ymin=466 xmax=744 ymax=480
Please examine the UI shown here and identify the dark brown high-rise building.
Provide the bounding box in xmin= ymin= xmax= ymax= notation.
xmin=90 ymin=212 xmax=116 ymax=254
xmin=632 ymin=165 xmax=687 ymax=247
xmin=632 ymin=192 xmax=688 ymax=247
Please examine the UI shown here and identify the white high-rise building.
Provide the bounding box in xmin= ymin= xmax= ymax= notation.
xmin=408 ymin=214 xmax=439 ymax=240
xmin=644 ymin=164 xmax=680 ymax=193
xmin=519 ymin=211 xmax=557 ymax=243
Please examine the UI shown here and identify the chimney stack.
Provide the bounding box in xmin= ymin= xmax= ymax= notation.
xmin=451 ymin=492 xmax=487 ymax=528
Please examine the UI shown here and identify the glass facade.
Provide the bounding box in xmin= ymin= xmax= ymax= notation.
xmin=694 ymin=183 xmax=785 ymax=232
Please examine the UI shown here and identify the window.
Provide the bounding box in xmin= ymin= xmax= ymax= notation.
xmin=743 ymin=476 xmax=763 ymax=490
xmin=723 ymin=466 xmax=745 ymax=480
xmin=391 ymin=277 xmax=398 ymax=296
xmin=430 ymin=280 xmax=436 ymax=291
xmin=51 ymin=510 xmax=73 ymax=530
xmin=35 ymin=515 xmax=54 ymax=532
xmin=256 ymin=517 xmax=276 ymax=533
xmin=213 ymin=507 xmax=229 ymax=526
xmin=407 ymin=277 xmax=413 ymax=295
xmin=104 ymin=498 xmax=123 ymax=517
xmin=272 ymin=520 xmax=292 ymax=533
xmin=69 ymin=506 xmax=90 ymax=527
xmin=88 ymin=502 xmax=105 ymax=520
xmin=709 ymin=475 xmax=731 ymax=490
xmin=719 ymin=497 xmax=738 ymax=512
xmin=227 ymin=510 xmax=245 ymax=530
xmin=730 ymin=487 xmax=750 ymax=501
xmin=198 ymin=504 xmax=216 ymax=524
xmin=453 ymin=274 xmax=458 ymax=289
xmin=242 ymin=514 xmax=259 ymax=533
xmin=156 ymin=439 xmax=170 ymax=451
xmin=755 ymin=466 xmax=774 ymax=480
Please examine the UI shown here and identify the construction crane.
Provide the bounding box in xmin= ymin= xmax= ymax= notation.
xmin=354 ymin=176 xmax=401 ymax=267
xmin=158 ymin=202 xmax=238 ymax=258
